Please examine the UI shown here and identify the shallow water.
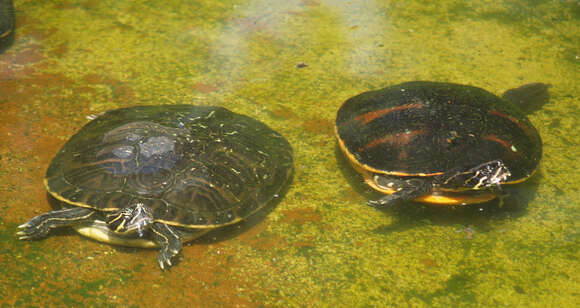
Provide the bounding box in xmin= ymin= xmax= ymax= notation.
xmin=1 ymin=0 xmax=578 ymax=306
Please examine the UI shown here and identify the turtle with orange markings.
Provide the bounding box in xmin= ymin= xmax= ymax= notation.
xmin=335 ymin=81 xmax=548 ymax=207
xmin=0 ymin=0 xmax=15 ymax=53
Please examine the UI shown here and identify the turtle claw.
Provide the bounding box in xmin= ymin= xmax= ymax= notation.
xmin=17 ymin=224 xmax=45 ymax=240
xmin=157 ymin=248 xmax=178 ymax=270
xmin=367 ymin=198 xmax=392 ymax=208
xmin=16 ymin=222 xmax=50 ymax=240
xmin=16 ymin=230 xmax=31 ymax=240
xmin=16 ymin=223 xmax=33 ymax=239
xmin=16 ymin=230 xmax=32 ymax=240
xmin=158 ymin=258 xmax=170 ymax=270
xmin=18 ymin=222 xmax=30 ymax=229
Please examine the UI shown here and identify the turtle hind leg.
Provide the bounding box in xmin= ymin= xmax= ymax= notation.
xmin=151 ymin=223 xmax=183 ymax=269
xmin=367 ymin=176 xmax=432 ymax=208
xmin=17 ymin=207 xmax=96 ymax=240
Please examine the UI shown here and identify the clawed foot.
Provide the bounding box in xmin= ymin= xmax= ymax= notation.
xmin=367 ymin=195 xmax=399 ymax=208
xmin=16 ymin=207 xmax=95 ymax=240
xmin=151 ymin=223 xmax=183 ymax=270
xmin=366 ymin=200 xmax=385 ymax=208
xmin=16 ymin=215 xmax=52 ymax=240
xmin=157 ymin=241 xmax=182 ymax=270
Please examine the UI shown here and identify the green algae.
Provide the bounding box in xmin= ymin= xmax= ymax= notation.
xmin=0 ymin=0 xmax=578 ymax=307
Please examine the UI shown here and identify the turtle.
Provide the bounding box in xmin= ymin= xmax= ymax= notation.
xmin=17 ymin=105 xmax=293 ymax=269
xmin=0 ymin=0 xmax=15 ymax=53
xmin=335 ymin=81 xmax=549 ymax=207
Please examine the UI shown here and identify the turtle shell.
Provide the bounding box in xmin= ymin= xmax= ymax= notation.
xmin=0 ymin=0 xmax=15 ymax=53
xmin=46 ymin=105 xmax=293 ymax=228
xmin=335 ymin=81 xmax=542 ymax=186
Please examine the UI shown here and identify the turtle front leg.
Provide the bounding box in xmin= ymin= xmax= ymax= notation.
xmin=17 ymin=207 xmax=96 ymax=240
xmin=151 ymin=223 xmax=183 ymax=269
xmin=367 ymin=176 xmax=433 ymax=207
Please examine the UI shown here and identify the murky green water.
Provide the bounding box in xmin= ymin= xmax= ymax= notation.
xmin=1 ymin=0 xmax=578 ymax=307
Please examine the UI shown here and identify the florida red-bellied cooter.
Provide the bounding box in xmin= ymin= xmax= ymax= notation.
xmin=335 ymin=81 xmax=547 ymax=207
xmin=18 ymin=105 xmax=293 ymax=269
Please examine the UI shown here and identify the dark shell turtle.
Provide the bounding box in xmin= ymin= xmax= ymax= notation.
xmin=0 ymin=0 xmax=15 ymax=53
xmin=335 ymin=81 xmax=547 ymax=207
xmin=18 ymin=105 xmax=293 ymax=268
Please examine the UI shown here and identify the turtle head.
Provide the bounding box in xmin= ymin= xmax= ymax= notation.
xmin=444 ymin=159 xmax=512 ymax=190
xmin=105 ymin=202 xmax=153 ymax=237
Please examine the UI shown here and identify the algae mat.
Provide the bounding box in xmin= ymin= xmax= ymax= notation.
xmin=1 ymin=0 xmax=578 ymax=307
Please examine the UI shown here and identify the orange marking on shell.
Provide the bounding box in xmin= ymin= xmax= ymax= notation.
xmin=482 ymin=133 xmax=512 ymax=149
xmin=364 ymin=129 xmax=426 ymax=150
xmin=335 ymin=126 xmax=443 ymax=177
xmin=488 ymin=110 xmax=537 ymax=140
xmin=354 ymin=104 xmax=423 ymax=124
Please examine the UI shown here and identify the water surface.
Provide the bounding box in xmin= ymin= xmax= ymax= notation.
xmin=0 ymin=0 xmax=578 ymax=306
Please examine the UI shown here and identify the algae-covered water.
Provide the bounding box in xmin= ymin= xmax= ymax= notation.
xmin=1 ymin=0 xmax=578 ymax=307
